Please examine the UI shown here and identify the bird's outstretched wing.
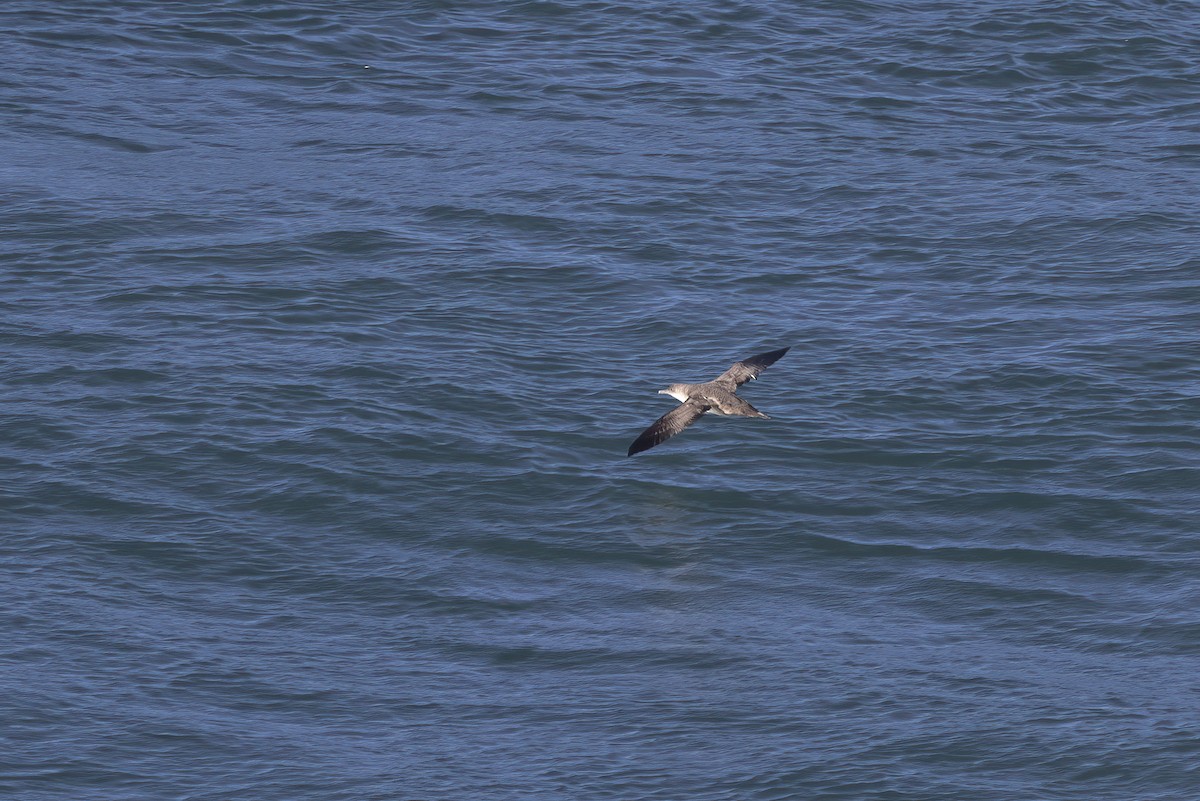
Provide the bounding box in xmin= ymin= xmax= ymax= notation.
xmin=627 ymin=399 xmax=709 ymax=456
xmin=712 ymin=346 xmax=790 ymax=388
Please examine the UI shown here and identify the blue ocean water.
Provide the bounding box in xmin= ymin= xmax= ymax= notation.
xmin=3 ymin=1 xmax=1199 ymax=799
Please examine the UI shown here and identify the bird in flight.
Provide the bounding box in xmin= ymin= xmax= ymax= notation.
xmin=627 ymin=346 xmax=790 ymax=456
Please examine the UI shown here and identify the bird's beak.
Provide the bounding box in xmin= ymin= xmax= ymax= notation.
xmin=657 ymin=389 xmax=668 ymax=394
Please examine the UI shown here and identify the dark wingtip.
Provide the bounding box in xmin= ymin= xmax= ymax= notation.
xmin=627 ymin=440 xmax=644 ymax=456
xmin=628 ymin=434 xmax=658 ymax=456
xmin=753 ymin=346 xmax=790 ymax=367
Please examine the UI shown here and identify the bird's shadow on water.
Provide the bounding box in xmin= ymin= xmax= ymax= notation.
xmin=614 ymin=466 xmax=761 ymax=547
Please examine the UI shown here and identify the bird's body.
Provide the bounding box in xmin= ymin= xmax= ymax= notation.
xmin=627 ymin=347 xmax=789 ymax=456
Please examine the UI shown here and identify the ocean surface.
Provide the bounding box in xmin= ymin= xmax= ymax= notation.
xmin=3 ymin=2 xmax=1199 ymax=799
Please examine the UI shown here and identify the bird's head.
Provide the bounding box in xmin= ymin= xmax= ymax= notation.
xmin=657 ymin=384 xmax=691 ymax=403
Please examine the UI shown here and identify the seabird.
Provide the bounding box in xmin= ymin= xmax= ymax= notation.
xmin=627 ymin=346 xmax=790 ymax=456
